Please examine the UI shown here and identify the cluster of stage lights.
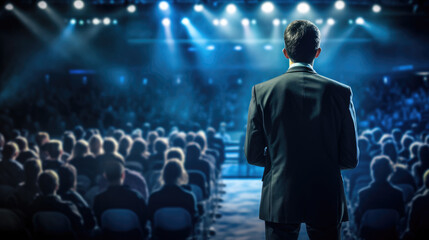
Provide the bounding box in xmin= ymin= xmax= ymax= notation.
xmin=69 ymin=18 xmax=118 ymax=26
xmin=4 ymin=1 xmax=383 ymax=14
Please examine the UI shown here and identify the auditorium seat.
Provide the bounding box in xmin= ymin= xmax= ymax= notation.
xmin=395 ymin=184 xmax=415 ymax=203
xmin=0 ymin=185 xmax=15 ymax=205
xmin=188 ymin=170 xmax=209 ymax=199
xmin=76 ymin=175 xmax=92 ymax=194
xmin=125 ymin=162 xmax=144 ymax=174
xmin=190 ymin=184 xmax=204 ymax=202
xmin=101 ymin=209 xmax=143 ymax=240
xmin=32 ymin=211 xmax=75 ymax=240
xmin=360 ymin=209 xmax=400 ymax=240
xmin=153 ymin=207 xmax=193 ymax=240
xmin=0 ymin=208 xmax=30 ymax=240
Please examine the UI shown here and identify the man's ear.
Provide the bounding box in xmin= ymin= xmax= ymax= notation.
xmin=282 ymin=48 xmax=289 ymax=59
xmin=315 ymin=48 xmax=322 ymax=58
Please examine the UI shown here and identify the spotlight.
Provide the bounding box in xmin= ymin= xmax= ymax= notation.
xmin=264 ymin=45 xmax=273 ymax=51
xmin=37 ymin=1 xmax=47 ymax=10
xmin=162 ymin=18 xmax=170 ymax=26
xmin=103 ymin=17 xmax=111 ymax=25
xmin=273 ymin=18 xmax=280 ymax=26
xmin=79 ymin=19 xmax=84 ymax=25
xmin=213 ymin=19 xmax=219 ymax=26
xmin=241 ymin=18 xmax=249 ymax=26
xmin=5 ymin=3 xmax=13 ymax=11
xmin=194 ymin=4 xmax=203 ymax=12
xmin=206 ymin=45 xmax=215 ymax=51
xmin=315 ymin=18 xmax=323 ymax=24
xmin=73 ymin=0 xmax=84 ymax=10
xmin=327 ymin=18 xmax=335 ymax=25
xmin=356 ymin=17 xmax=365 ymax=25
xmin=297 ymin=2 xmax=310 ymax=13
xmin=334 ymin=1 xmax=345 ymax=10
xmin=159 ymin=1 xmax=169 ymax=11
xmin=70 ymin=18 xmax=76 ymax=25
xmin=220 ymin=18 xmax=228 ymax=26
xmin=261 ymin=2 xmax=274 ymax=13
xmin=112 ymin=19 xmax=118 ymax=25
xmin=234 ymin=45 xmax=242 ymax=51
xmin=181 ymin=17 xmax=190 ymax=25
xmin=282 ymin=19 xmax=287 ymax=25
xmin=92 ymin=18 xmax=100 ymax=25
xmin=372 ymin=4 xmax=381 ymax=13
xmin=348 ymin=19 xmax=354 ymax=24
xmin=251 ymin=19 xmax=257 ymax=25
xmin=226 ymin=4 xmax=236 ymax=14
xmin=127 ymin=5 xmax=136 ymax=13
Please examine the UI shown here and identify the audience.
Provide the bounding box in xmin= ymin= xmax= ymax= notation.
xmin=0 ymin=142 xmax=24 ymax=187
xmin=69 ymin=140 xmax=98 ymax=181
xmin=15 ymin=136 xmax=38 ymax=165
xmin=44 ymin=140 xmax=65 ymax=171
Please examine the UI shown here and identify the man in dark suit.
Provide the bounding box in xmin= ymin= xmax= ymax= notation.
xmin=245 ymin=20 xmax=358 ymax=240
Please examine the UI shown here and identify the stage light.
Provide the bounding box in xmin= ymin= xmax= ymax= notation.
xmin=5 ymin=3 xmax=13 ymax=11
xmin=103 ymin=17 xmax=111 ymax=25
xmin=127 ymin=5 xmax=136 ymax=13
xmin=194 ymin=4 xmax=203 ymax=12
xmin=356 ymin=17 xmax=365 ymax=25
xmin=159 ymin=1 xmax=169 ymax=11
xmin=112 ymin=19 xmax=118 ymax=25
xmin=206 ymin=45 xmax=215 ymax=51
xmin=92 ymin=18 xmax=100 ymax=25
xmin=297 ymin=2 xmax=310 ymax=13
xmin=241 ymin=18 xmax=249 ymax=26
xmin=348 ymin=19 xmax=354 ymax=24
xmin=37 ymin=1 xmax=47 ymax=10
xmin=226 ymin=4 xmax=236 ymax=14
xmin=315 ymin=18 xmax=323 ymax=24
xmin=372 ymin=4 xmax=381 ymax=13
xmin=282 ymin=19 xmax=287 ymax=25
xmin=73 ymin=0 xmax=84 ymax=10
xmin=234 ymin=45 xmax=243 ymax=51
xmin=213 ymin=19 xmax=219 ymax=26
xmin=261 ymin=2 xmax=274 ymax=13
xmin=251 ymin=19 xmax=257 ymax=25
xmin=162 ymin=18 xmax=170 ymax=26
xmin=220 ymin=18 xmax=228 ymax=26
xmin=70 ymin=18 xmax=76 ymax=25
xmin=264 ymin=45 xmax=273 ymax=51
xmin=181 ymin=17 xmax=190 ymax=25
xmin=273 ymin=18 xmax=280 ymax=26
xmin=79 ymin=19 xmax=84 ymax=25
xmin=335 ymin=1 xmax=345 ymax=10
xmin=327 ymin=18 xmax=335 ymax=25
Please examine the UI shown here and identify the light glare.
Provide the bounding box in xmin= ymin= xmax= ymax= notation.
xmin=273 ymin=19 xmax=280 ymax=26
xmin=92 ymin=18 xmax=100 ymax=25
xmin=241 ymin=18 xmax=249 ymax=26
xmin=220 ymin=18 xmax=228 ymax=26
xmin=226 ymin=4 xmax=236 ymax=14
xmin=356 ymin=17 xmax=365 ymax=25
xmin=159 ymin=1 xmax=169 ymax=11
xmin=38 ymin=1 xmax=47 ymax=10
xmin=372 ymin=4 xmax=381 ymax=13
xmin=103 ymin=17 xmax=111 ymax=25
xmin=73 ymin=0 xmax=84 ymax=10
xmin=162 ymin=18 xmax=170 ymax=26
xmin=5 ymin=3 xmax=13 ymax=11
xmin=127 ymin=5 xmax=136 ymax=13
xmin=335 ymin=1 xmax=345 ymax=10
xmin=297 ymin=2 xmax=310 ymax=13
xmin=327 ymin=18 xmax=335 ymax=25
xmin=213 ymin=19 xmax=219 ymax=26
xmin=194 ymin=4 xmax=203 ymax=12
xmin=261 ymin=2 xmax=274 ymax=13
xmin=181 ymin=18 xmax=190 ymax=25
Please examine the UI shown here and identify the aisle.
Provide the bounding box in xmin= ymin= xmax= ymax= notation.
xmin=213 ymin=179 xmax=309 ymax=240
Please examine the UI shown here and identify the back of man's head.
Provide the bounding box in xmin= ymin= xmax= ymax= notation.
xmin=284 ymin=20 xmax=320 ymax=63
xmin=47 ymin=140 xmax=63 ymax=159
xmin=104 ymin=160 xmax=124 ymax=184
xmin=38 ymin=170 xmax=59 ymax=195
xmin=3 ymin=142 xmax=19 ymax=160
xmin=24 ymin=158 xmax=42 ymax=184
xmin=370 ymin=155 xmax=393 ymax=182
xmin=36 ymin=132 xmax=50 ymax=147
xmin=103 ymin=137 xmax=118 ymax=154
xmin=15 ymin=136 xmax=28 ymax=151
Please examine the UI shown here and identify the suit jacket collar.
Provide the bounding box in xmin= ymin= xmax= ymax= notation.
xmin=286 ymin=66 xmax=317 ymax=74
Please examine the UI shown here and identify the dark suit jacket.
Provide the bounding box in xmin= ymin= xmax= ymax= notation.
xmin=245 ymin=66 xmax=358 ymax=225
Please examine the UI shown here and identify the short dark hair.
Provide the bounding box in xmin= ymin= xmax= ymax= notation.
xmin=104 ymin=160 xmax=124 ymax=182
xmin=58 ymin=164 xmax=77 ymax=192
xmin=284 ymin=20 xmax=320 ymax=63
xmin=370 ymin=155 xmax=393 ymax=181
xmin=38 ymin=170 xmax=59 ymax=195
xmin=3 ymin=142 xmax=19 ymax=160
xmin=47 ymin=140 xmax=62 ymax=159
xmin=24 ymin=158 xmax=42 ymax=183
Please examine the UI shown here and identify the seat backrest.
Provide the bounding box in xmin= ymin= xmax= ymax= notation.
xmin=0 ymin=208 xmax=24 ymax=231
xmin=77 ymin=175 xmax=92 ymax=193
xmin=101 ymin=209 xmax=141 ymax=232
xmin=83 ymin=186 xmax=101 ymax=207
xmin=361 ymin=209 xmax=400 ymax=230
xmin=190 ymin=184 xmax=203 ymax=202
xmin=154 ymin=207 xmax=192 ymax=231
xmin=0 ymin=185 xmax=15 ymax=202
xmin=33 ymin=211 xmax=73 ymax=234
xmin=125 ymin=162 xmax=143 ymax=173
xmin=188 ymin=170 xmax=208 ymax=198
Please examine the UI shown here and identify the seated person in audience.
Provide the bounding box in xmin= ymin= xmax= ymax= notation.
xmin=96 ymin=137 xmax=124 ymax=174
xmin=165 ymin=147 xmax=185 ymax=163
xmin=384 ymin=141 xmax=417 ymax=190
xmin=31 ymin=170 xmax=84 ymax=233
xmin=354 ymin=155 xmax=405 ymax=230
xmin=93 ymin=161 xmax=148 ymax=234
xmin=146 ymin=131 xmax=159 ymax=155
xmin=172 ymin=132 xmax=187 ymax=150
xmin=15 ymin=136 xmax=38 ymax=165
xmin=149 ymin=138 xmax=168 ymax=170
xmin=194 ymin=132 xmax=219 ymax=170
xmin=69 ymin=140 xmax=98 ymax=181
xmin=35 ymin=132 xmax=50 ymax=161
xmin=118 ymin=135 xmax=132 ymax=159
xmin=403 ymin=169 xmax=429 ymax=240
xmin=185 ymin=143 xmax=214 ymax=182
xmin=148 ymin=159 xmax=198 ymax=225
xmin=58 ymin=164 xmax=97 ymax=231
xmin=89 ymin=135 xmax=103 ymax=157
xmin=0 ymin=142 xmax=24 ymax=187
xmin=206 ymin=127 xmax=225 ymax=165
xmin=61 ymin=132 xmax=75 ymax=161
xmin=8 ymin=158 xmax=42 ymax=215
xmin=407 ymin=142 xmax=421 ymax=170
xmin=44 ymin=140 xmax=65 ymax=172
xmin=126 ymin=138 xmax=149 ymax=171
xmin=412 ymin=144 xmax=429 ymax=188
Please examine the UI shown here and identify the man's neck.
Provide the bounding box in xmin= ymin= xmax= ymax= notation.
xmin=289 ymin=60 xmax=313 ymax=67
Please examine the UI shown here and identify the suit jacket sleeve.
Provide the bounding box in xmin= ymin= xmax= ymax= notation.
xmin=339 ymin=87 xmax=359 ymax=170
xmin=244 ymin=86 xmax=267 ymax=167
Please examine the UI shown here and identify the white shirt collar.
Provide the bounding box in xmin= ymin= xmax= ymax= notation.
xmin=289 ymin=62 xmax=313 ymax=70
